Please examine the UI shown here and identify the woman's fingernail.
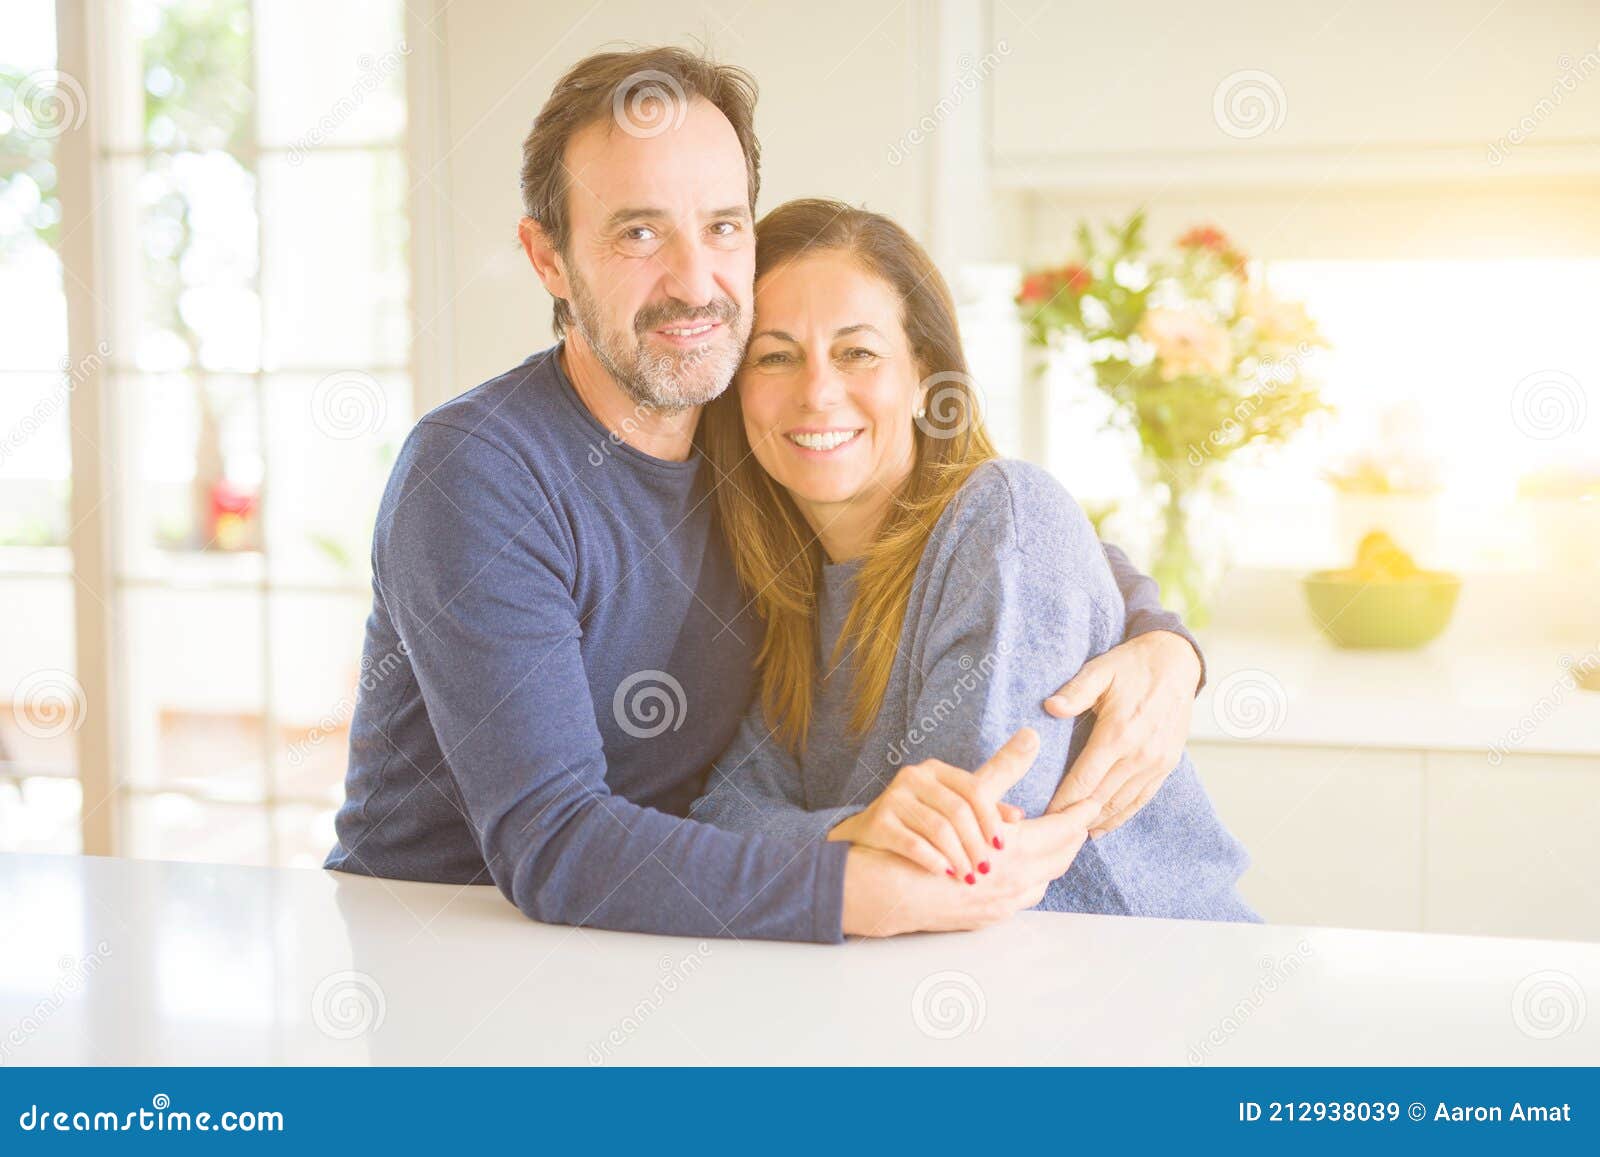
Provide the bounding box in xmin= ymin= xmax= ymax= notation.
xmin=978 ymin=861 xmax=991 ymax=874
xmin=945 ymin=867 xmax=957 ymax=877
xmin=964 ymin=872 xmax=977 ymax=885
xmin=992 ymin=835 xmax=1004 ymax=850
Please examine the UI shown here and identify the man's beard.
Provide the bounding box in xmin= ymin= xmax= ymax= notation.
xmin=566 ymin=267 xmax=748 ymax=414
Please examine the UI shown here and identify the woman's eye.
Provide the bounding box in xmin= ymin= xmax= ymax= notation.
xmin=756 ymin=351 xmax=793 ymax=366
xmin=841 ymin=347 xmax=879 ymax=363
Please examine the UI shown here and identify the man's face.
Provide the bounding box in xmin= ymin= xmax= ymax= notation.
xmin=559 ymin=97 xmax=755 ymax=412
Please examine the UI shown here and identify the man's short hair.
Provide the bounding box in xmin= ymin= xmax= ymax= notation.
xmin=520 ymin=46 xmax=762 ymax=335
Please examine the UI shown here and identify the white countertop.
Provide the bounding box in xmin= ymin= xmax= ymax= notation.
xmin=1192 ymin=630 xmax=1600 ymax=756
xmin=3 ymin=854 xmax=1597 ymax=1066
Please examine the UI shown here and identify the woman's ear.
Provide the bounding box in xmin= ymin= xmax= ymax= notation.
xmin=518 ymin=216 xmax=570 ymax=302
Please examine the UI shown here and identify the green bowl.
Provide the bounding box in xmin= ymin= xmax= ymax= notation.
xmin=1302 ymin=571 xmax=1461 ymax=649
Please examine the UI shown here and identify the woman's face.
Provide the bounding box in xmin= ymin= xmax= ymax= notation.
xmin=737 ymin=251 xmax=924 ymax=527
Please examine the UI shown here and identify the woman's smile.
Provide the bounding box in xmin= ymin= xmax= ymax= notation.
xmin=783 ymin=426 xmax=864 ymax=455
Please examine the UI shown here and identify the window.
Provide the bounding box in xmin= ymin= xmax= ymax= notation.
xmin=0 ymin=0 xmax=418 ymax=866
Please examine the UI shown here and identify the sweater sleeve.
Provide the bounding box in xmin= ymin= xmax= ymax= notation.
xmin=1101 ymin=540 xmax=1207 ymax=692
xmin=897 ymin=463 xmax=1127 ymax=817
xmin=373 ymin=421 xmax=848 ymax=944
xmin=689 ymin=700 xmax=865 ymax=843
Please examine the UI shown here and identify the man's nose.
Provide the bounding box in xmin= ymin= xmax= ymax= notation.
xmin=657 ymin=233 xmax=717 ymax=310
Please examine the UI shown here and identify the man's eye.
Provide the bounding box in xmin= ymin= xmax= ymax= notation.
xmin=622 ymin=226 xmax=657 ymax=243
xmin=708 ymin=221 xmax=740 ymax=237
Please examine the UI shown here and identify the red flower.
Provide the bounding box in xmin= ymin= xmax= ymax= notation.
xmin=1178 ymin=225 xmax=1230 ymax=252
xmin=1016 ymin=263 xmax=1093 ymax=306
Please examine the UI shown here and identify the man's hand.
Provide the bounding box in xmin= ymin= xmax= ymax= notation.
xmin=1043 ymin=630 xmax=1201 ymax=837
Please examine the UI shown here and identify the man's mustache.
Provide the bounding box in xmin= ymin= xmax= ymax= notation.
xmin=634 ymin=297 xmax=740 ymax=335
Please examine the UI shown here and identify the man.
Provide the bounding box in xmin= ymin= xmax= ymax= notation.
xmin=325 ymin=47 xmax=1204 ymax=943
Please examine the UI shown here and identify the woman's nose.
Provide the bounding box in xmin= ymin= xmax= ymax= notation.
xmin=795 ymin=359 xmax=845 ymax=411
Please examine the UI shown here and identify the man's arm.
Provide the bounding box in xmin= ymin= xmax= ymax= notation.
xmin=1045 ymin=541 xmax=1204 ymax=832
xmin=1100 ymin=541 xmax=1206 ymax=690
xmin=376 ymin=422 xmax=847 ymax=943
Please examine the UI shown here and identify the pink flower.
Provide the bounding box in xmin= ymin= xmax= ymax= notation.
xmin=1137 ymin=307 xmax=1234 ymax=381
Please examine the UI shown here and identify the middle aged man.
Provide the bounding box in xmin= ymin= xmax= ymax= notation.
xmin=326 ymin=47 xmax=1207 ymax=943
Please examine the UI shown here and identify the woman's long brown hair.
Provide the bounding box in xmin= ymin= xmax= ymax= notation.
xmin=698 ymin=199 xmax=997 ymax=752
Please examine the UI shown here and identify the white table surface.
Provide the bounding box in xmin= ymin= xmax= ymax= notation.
xmin=3 ymin=853 xmax=1597 ymax=1066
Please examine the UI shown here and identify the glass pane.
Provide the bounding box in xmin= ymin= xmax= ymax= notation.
xmin=0 ymin=776 xmax=81 ymax=855
xmin=270 ymin=591 xmax=371 ymax=803
xmin=133 ymin=0 xmax=254 ymax=154
xmin=0 ymin=371 xmax=72 ymax=548
xmin=0 ymin=575 xmax=77 ymax=780
xmin=262 ymin=372 xmax=406 ymax=585
xmin=255 ymin=0 xmax=406 ymax=151
xmin=121 ymin=586 xmax=266 ymax=800
xmin=259 ymin=150 xmax=408 ymax=369
xmin=116 ymin=372 xmax=264 ymax=579
xmin=124 ymin=793 xmax=270 ymax=865
xmin=103 ymin=153 xmax=261 ymax=373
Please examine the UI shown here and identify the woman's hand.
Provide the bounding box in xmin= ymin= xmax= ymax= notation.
xmin=829 ymin=728 xmax=1041 ymax=882
xmin=841 ymin=795 xmax=1103 ymax=936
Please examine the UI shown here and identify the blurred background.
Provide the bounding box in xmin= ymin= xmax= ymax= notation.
xmin=1 ymin=0 xmax=1596 ymax=941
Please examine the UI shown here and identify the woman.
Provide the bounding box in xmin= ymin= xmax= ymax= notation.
xmin=694 ymin=199 xmax=1255 ymax=921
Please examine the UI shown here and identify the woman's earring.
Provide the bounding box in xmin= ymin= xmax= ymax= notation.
xmin=914 ymin=405 xmax=927 ymax=420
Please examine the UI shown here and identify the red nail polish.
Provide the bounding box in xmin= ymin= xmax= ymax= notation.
xmin=978 ymin=861 xmax=991 ymax=874
xmin=992 ymin=836 xmax=1004 ymax=850
xmin=945 ymin=868 xmax=956 ymax=877
xmin=964 ymin=872 xmax=976 ymax=885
